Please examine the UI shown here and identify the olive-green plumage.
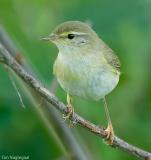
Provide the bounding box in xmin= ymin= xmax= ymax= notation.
xmin=53 ymin=21 xmax=121 ymax=72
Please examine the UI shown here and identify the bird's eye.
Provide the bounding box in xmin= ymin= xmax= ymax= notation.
xmin=67 ymin=34 xmax=75 ymax=39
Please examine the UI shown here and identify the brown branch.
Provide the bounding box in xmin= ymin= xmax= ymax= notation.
xmin=0 ymin=27 xmax=92 ymax=160
xmin=0 ymin=42 xmax=151 ymax=160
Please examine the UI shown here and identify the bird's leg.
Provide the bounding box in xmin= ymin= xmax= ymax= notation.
xmin=102 ymin=97 xmax=114 ymax=145
xmin=63 ymin=94 xmax=74 ymax=121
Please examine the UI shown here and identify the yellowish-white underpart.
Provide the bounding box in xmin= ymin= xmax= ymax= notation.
xmin=53 ymin=44 xmax=120 ymax=101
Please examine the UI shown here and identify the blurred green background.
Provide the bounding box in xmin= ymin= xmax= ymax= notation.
xmin=0 ymin=0 xmax=151 ymax=159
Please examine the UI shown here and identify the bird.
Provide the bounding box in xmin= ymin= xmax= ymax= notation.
xmin=41 ymin=21 xmax=121 ymax=144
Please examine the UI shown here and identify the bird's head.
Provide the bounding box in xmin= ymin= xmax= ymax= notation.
xmin=41 ymin=21 xmax=100 ymax=51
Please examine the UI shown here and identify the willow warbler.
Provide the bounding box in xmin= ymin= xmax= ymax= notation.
xmin=42 ymin=21 xmax=121 ymax=143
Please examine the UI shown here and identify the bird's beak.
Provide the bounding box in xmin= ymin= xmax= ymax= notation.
xmin=40 ymin=33 xmax=57 ymax=42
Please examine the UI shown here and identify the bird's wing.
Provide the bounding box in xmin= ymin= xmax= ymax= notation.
xmin=102 ymin=44 xmax=121 ymax=72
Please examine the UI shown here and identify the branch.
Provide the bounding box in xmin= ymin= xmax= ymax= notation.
xmin=0 ymin=42 xmax=151 ymax=160
xmin=0 ymin=27 xmax=92 ymax=160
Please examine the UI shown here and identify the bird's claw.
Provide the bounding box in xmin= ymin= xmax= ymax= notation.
xmin=62 ymin=104 xmax=74 ymax=121
xmin=62 ymin=104 xmax=77 ymax=127
xmin=104 ymin=123 xmax=114 ymax=145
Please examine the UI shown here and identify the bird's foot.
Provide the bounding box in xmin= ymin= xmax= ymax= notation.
xmin=63 ymin=104 xmax=74 ymax=121
xmin=62 ymin=104 xmax=77 ymax=127
xmin=104 ymin=123 xmax=114 ymax=145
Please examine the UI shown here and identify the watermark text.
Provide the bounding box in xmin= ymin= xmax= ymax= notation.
xmin=1 ymin=155 xmax=29 ymax=160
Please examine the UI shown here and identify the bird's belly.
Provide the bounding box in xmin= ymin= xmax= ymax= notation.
xmin=55 ymin=64 xmax=119 ymax=101
xmin=55 ymin=63 xmax=89 ymax=98
xmin=86 ymin=69 xmax=119 ymax=100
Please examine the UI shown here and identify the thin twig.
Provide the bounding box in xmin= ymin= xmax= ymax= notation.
xmin=8 ymin=68 xmax=26 ymax=108
xmin=0 ymin=42 xmax=151 ymax=160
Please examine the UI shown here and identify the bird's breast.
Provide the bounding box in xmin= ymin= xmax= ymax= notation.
xmin=53 ymin=54 xmax=90 ymax=97
xmin=53 ymin=53 xmax=120 ymax=100
xmin=53 ymin=56 xmax=82 ymax=82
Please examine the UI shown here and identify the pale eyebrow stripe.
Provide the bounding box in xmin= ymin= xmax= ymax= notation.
xmin=70 ymin=31 xmax=88 ymax=35
xmin=59 ymin=31 xmax=87 ymax=38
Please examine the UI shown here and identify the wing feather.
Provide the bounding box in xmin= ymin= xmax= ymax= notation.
xmin=102 ymin=43 xmax=121 ymax=72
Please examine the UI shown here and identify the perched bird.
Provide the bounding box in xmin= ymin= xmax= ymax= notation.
xmin=42 ymin=21 xmax=121 ymax=143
